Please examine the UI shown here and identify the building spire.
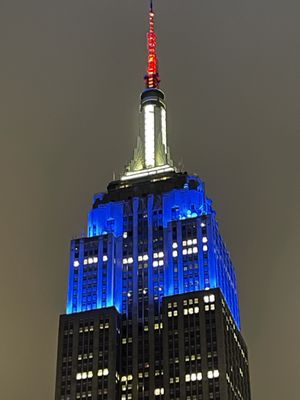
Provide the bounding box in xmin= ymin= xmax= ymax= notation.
xmin=145 ymin=0 xmax=160 ymax=89
xmin=121 ymin=1 xmax=175 ymax=181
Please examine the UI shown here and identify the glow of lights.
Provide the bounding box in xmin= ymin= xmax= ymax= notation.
xmin=121 ymin=165 xmax=174 ymax=181
xmin=161 ymin=108 xmax=167 ymax=150
xmin=144 ymin=104 xmax=155 ymax=168
xmin=73 ymin=260 xmax=79 ymax=267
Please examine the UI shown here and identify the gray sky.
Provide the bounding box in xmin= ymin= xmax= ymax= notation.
xmin=0 ymin=0 xmax=299 ymax=399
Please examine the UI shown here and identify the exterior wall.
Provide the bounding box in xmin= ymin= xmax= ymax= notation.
xmin=162 ymin=289 xmax=250 ymax=400
xmin=55 ymin=307 xmax=121 ymax=400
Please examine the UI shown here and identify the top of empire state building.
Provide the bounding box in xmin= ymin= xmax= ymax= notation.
xmin=121 ymin=1 xmax=175 ymax=181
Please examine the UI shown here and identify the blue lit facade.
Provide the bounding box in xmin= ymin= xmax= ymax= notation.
xmin=66 ymin=174 xmax=240 ymax=328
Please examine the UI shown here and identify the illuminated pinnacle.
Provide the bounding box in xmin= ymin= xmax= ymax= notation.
xmin=145 ymin=0 xmax=160 ymax=88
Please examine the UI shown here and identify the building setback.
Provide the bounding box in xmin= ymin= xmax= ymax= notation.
xmin=55 ymin=3 xmax=251 ymax=400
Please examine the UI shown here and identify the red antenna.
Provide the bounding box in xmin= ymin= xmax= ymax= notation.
xmin=145 ymin=0 xmax=160 ymax=89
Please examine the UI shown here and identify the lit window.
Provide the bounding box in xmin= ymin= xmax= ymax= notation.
xmin=88 ymin=257 xmax=93 ymax=264
xmin=103 ymin=255 xmax=108 ymax=262
xmin=202 ymin=245 xmax=208 ymax=252
xmin=123 ymin=232 xmax=128 ymax=239
xmin=153 ymin=261 xmax=159 ymax=267
xmin=182 ymin=240 xmax=187 ymax=246
xmin=158 ymin=251 xmax=164 ymax=258
xmin=187 ymin=239 xmax=193 ymax=246
xmin=172 ymin=242 xmax=178 ymax=249
xmin=182 ymin=249 xmax=188 ymax=255
xmin=82 ymin=372 xmax=87 ymax=379
xmin=172 ymin=250 xmax=178 ymax=257
xmin=201 ymin=222 xmax=206 ymax=227
xmin=192 ymin=247 xmax=198 ymax=254
xmin=88 ymin=371 xmax=93 ymax=378
xmin=123 ymin=258 xmax=128 ymax=264
xmin=76 ymin=373 xmax=82 ymax=380
xmin=191 ymin=373 xmax=197 ymax=381
xmin=193 ymin=238 xmax=197 ymax=244
xmin=153 ymin=252 xmax=158 ymax=259
xmin=204 ymin=295 xmax=209 ymax=303
xmin=159 ymin=260 xmax=164 ymax=266
xmin=202 ymin=237 xmax=208 ymax=243
xmin=93 ymin=257 xmax=98 ymax=263
xmin=128 ymin=257 xmax=133 ymax=264
xmin=138 ymin=255 xmax=143 ymax=261
xmin=143 ymin=254 xmax=149 ymax=261
xmin=73 ymin=260 xmax=80 ymax=267
xmin=207 ymin=371 xmax=213 ymax=379
xmin=185 ymin=374 xmax=190 ymax=382
xmin=154 ymin=388 xmax=164 ymax=396
xmin=207 ymin=370 xmax=219 ymax=379
xmin=209 ymin=294 xmax=215 ymax=303
xmin=84 ymin=259 xmax=88 ymax=265
xmin=197 ymin=372 xmax=202 ymax=381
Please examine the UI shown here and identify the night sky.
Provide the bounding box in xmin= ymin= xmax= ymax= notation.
xmin=1 ymin=0 xmax=299 ymax=399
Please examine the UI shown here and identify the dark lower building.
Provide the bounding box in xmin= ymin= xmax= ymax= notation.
xmin=55 ymin=3 xmax=251 ymax=400
xmin=162 ymin=289 xmax=250 ymax=400
xmin=55 ymin=307 xmax=121 ymax=400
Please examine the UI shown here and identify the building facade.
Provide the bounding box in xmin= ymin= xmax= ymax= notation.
xmin=55 ymin=3 xmax=251 ymax=400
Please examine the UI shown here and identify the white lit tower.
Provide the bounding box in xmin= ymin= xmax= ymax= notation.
xmin=123 ymin=0 xmax=174 ymax=180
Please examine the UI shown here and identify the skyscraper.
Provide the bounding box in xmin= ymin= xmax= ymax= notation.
xmin=55 ymin=3 xmax=251 ymax=400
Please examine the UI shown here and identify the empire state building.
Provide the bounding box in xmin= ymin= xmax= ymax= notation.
xmin=55 ymin=3 xmax=251 ymax=400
